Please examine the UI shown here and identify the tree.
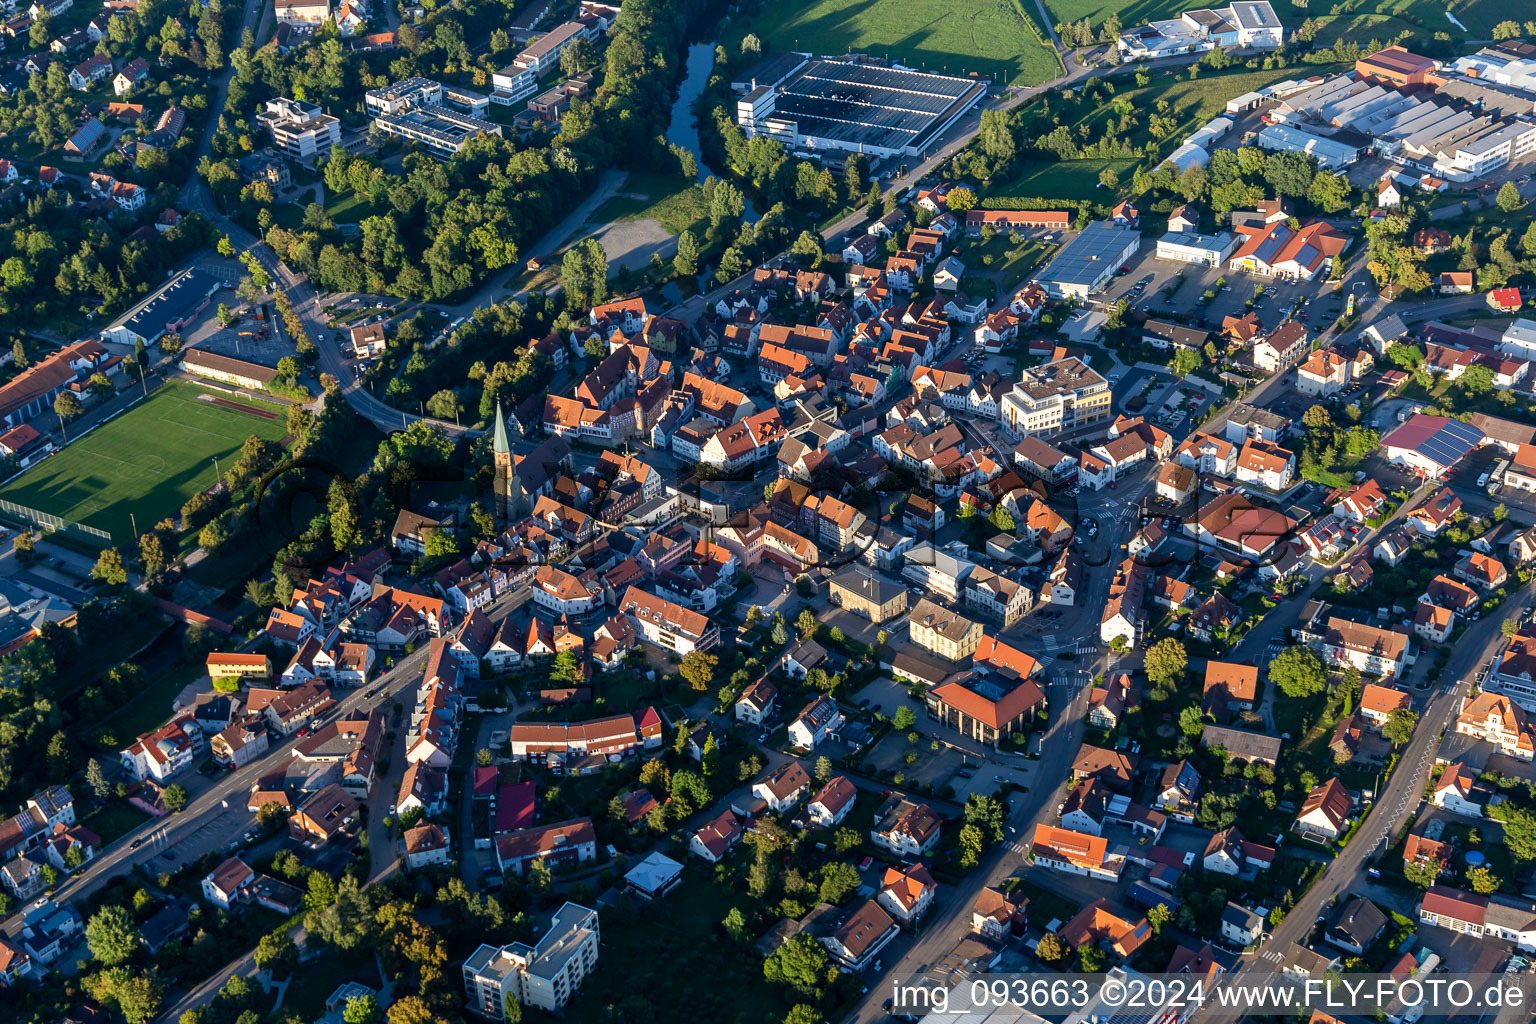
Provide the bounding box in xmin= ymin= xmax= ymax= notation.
xmin=1458 ymin=363 xmax=1495 ymax=397
xmin=549 ymin=650 xmax=582 ymax=688
xmin=162 ymin=784 xmax=189 ymax=812
xmin=679 ymin=651 xmax=718 ymax=692
xmin=1403 ymin=859 xmax=1440 ymax=889
xmin=1144 ymin=638 xmax=1187 ymax=688
xmin=1264 ymin=151 xmax=1315 ymax=197
xmin=1308 ymin=170 xmax=1351 ymax=214
xmin=425 ymin=390 xmax=461 ymax=420
xmin=723 ymin=907 xmax=749 ymax=943
xmin=1498 ymin=181 xmax=1526 ymax=213
xmin=674 ymin=231 xmax=700 ymax=277
xmin=946 ymin=186 xmax=977 ymax=213
xmin=1382 ymin=708 xmax=1419 ymax=746
xmin=892 ymin=705 xmax=916 ymax=731
xmin=965 ymin=793 xmax=1006 ymax=843
xmin=790 ymin=230 xmax=823 ymax=266
xmin=763 ymin=932 xmax=831 ymax=997
xmin=86 ymin=758 xmax=110 ymax=800
xmin=1468 ymin=865 xmax=1500 ymax=895
xmin=1147 ymin=902 xmax=1171 ymax=934
xmin=1079 ymin=945 xmax=1109 ymax=973
xmin=814 ymin=756 xmax=833 ymax=782
xmin=989 ymin=505 xmax=1015 ymax=532
xmin=785 ymin=1005 xmax=820 ymax=1024
xmin=1035 ymin=933 xmax=1067 ymax=963
xmin=92 ymin=548 xmax=128 ymax=586
xmin=86 ymin=905 xmax=141 ymax=966
xmin=796 ymin=608 xmax=818 ymax=638
xmin=87 ymin=967 xmax=164 ymax=1024
xmin=255 ymin=931 xmax=298 ymax=978
xmin=817 ymin=860 xmax=861 ymax=904
xmin=1268 ymin=645 xmax=1327 ymax=698
xmin=957 ymin=822 xmax=984 ymax=869
xmin=307 ymin=874 xmax=373 ymax=949
xmin=137 ymin=532 xmax=167 ymax=578
xmin=1500 ymin=805 xmax=1536 ymax=863
xmin=54 ymin=390 xmax=82 ymax=440
xmin=328 ymin=478 xmax=359 ymax=553
xmin=344 ymin=995 xmax=385 ymax=1024
xmin=1098 ymin=167 xmax=1119 ymax=191
xmin=1178 ymin=705 xmax=1205 ymax=737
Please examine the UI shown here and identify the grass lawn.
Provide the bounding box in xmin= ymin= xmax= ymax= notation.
xmin=984 ymin=66 xmax=1326 ymax=202
xmin=1012 ymin=877 xmax=1079 ymax=926
xmin=283 ymin=946 xmax=379 ymax=1021
xmin=587 ymin=169 xmax=709 ymax=237
xmin=322 ymin=188 xmax=374 ymax=225
xmin=80 ymin=800 xmax=151 ymax=845
xmin=731 ymin=0 xmax=1061 ymax=86
xmin=109 ymin=658 xmax=204 ymax=745
xmin=0 ymin=381 xmax=290 ymax=545
xmin=960 ymin=236 xmax=1059 ymax=280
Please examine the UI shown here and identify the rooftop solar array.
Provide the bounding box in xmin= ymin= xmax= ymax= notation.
xmin=375 ymin=105 xmax=501 ymax=147
xmin=1399 ymin=417 xmax=1485 ymax=467
xmin=1033 ymin=221 xmax=1140 ymax=288
xmin=774 ymin=59 xmax=984 ymax=154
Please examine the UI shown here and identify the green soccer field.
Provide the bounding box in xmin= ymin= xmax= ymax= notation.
xmin=733 ymin=0 xmax=1063 ymax=86
xmin=0 ymin=381 xmax=290 ymax=545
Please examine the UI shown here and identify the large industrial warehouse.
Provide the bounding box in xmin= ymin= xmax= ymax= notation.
xmin=735 ymin=56 xmax=987 ymax=160
xmin=1031 ymin=222 xmax=1143 ymax=300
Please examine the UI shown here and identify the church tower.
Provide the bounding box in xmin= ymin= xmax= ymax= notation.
xmin=492 ymin=404 xmax=513 ymax=525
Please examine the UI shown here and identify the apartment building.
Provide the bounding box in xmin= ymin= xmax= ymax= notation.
xmin=619 ymin=586 xmax=719 ymax=654
xmin=1322 ymin=617 xmax=1409 ymax=679
xmin=463 ymin=903 xmax=600 ymax=1015
xmin=256 ymin=97 xmax=341 ymax=159
xmin=1000 ymin=357 xmax=1110 ymax=437
xmin=828 ymin=566 xmax=908 ymax=623
xmin=908 ymin=598 xmax=983 ymax=662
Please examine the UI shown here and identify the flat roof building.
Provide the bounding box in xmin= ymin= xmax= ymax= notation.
xmin=256 ymin=97 xmax=340 ymax=160
xmin=102 ymin=269 xmax=222 ymax=347
xmin=374 ymin=105 xmax=502 ymax=157
xmin=1256 ymin=123 xmax=1360 ymax=169
xmin=463 ymin=902 xmax=599 ymax=1015
xmin=736 ymin=56 xmax=986 ymax=160
xmin=1032 ymin=221 xmax=1142 ymax=300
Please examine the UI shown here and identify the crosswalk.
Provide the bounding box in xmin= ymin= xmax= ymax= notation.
xmin=1075 ymin=644 xmax=1098 ymax=655
xmin=1050 ymin=671 xmax=1090 ymax=692
xmin=1006 ymin=840 xmax=1031 ymax=856
xmin=1258 ymin=949 xmax=1283 ymax=964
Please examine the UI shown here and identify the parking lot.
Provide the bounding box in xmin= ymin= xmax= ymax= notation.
xmin=181 ymin=296 xmax=288 ymax=370
xmin=1093 ymin=242 xmax=1351 ymax=335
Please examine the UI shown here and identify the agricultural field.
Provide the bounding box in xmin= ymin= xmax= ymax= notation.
xmin=0 ymin=381 xmax=289 ymax=544
xmin=733 ymin=0 xmax=1063 ymax=86
xmin=1042 ymin=0 xmax=1504 ymax=38
xmin=1042 ymin=0 xmax=1188 ymax=33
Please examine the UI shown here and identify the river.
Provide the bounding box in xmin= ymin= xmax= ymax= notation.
xmin=665 ymin=43 xmax=719 ymax=184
